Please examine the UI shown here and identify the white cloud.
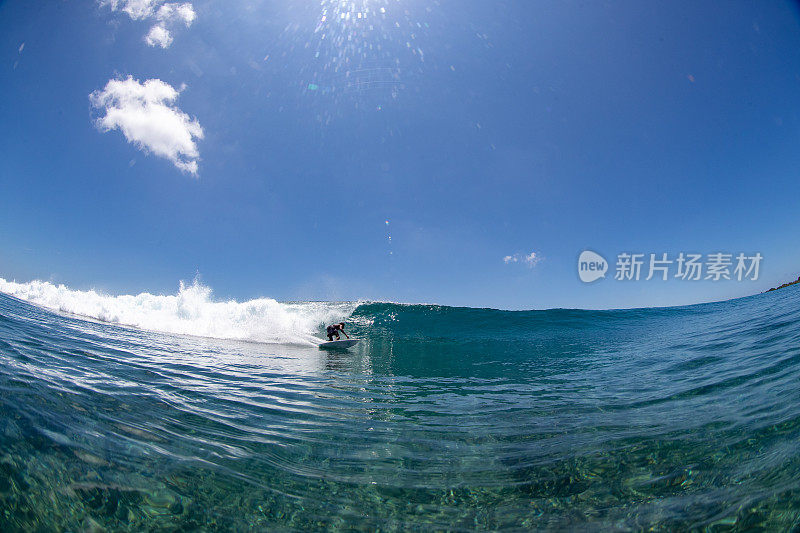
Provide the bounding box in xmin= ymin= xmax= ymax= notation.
xmin=89 ymin=76 xmax=204 ymax=175
xmin=503 ymin=251 xmax=542 ymax=268
xmin=102 ymin=0 xmax=160 ymax=20
xmin=523 ymin=252 xmax=540 ymax=266
xmin=145 ymin=24 xmax=173 ymax=48
xmin=156 ymin=2 xmax=195 ymax=26
xmin=102 ymin=0 xmax=195 ymax=48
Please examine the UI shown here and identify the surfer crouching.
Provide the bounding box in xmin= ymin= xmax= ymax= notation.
xmin=326 ymin=322 xmax=349 ymax=341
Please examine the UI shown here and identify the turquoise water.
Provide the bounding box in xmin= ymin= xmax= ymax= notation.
xmin=1 ymin=287 xmax=800 ymax=530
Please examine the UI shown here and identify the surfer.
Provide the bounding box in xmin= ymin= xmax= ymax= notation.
xmin=326 ymin=322 xmax=349 ymax=341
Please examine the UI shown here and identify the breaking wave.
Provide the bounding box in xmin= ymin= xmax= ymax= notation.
xmin=0 ymin=277 xmax=356 ymax=345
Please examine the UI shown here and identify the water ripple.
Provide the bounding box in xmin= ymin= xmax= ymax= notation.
xmin=1 ymin=289 xmax=800 ymax=529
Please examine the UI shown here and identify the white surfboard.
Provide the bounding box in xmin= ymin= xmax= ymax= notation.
xmin=319 ymin=339 xmax=359 ymax=350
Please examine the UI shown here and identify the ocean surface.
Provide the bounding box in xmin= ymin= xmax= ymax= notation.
xmin=0 ymin=279 xmax=799 ymax=531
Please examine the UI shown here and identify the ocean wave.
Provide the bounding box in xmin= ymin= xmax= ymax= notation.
xmin=0 ymin=277 xmax=356 ymax=345
xmin=0 ymin=282 xmax=799 ymax=529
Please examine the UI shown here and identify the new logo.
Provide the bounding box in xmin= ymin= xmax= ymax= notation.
xmin=578 ymin=250 xmax=608 ymax=283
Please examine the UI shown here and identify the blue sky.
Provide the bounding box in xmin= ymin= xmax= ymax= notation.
xmin=1 ymin=0 xmax=800 ymax=310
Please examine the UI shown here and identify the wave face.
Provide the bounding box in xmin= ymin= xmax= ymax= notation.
xmin=1 ymin=282 xmax=799 ymax=530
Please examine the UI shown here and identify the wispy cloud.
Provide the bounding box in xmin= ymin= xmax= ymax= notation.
xmin=103 ymin=0 xmax=160 ymax=20
xmin=503 ymin=251 xmax=542 ymax=268
xmin=89 ymin=76 xmax=204 ymax=175
xmin=156 ymin=2 xmax=195 ymax=24
xmin=102 ymin=0 xmax=195 ymax=48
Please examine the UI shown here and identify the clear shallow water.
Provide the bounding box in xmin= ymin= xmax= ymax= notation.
xmin=1 ymin=288 xmax=800 ymax=530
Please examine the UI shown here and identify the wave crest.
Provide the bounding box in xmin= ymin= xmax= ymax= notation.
xmin=0 ymin=278 xmax=356 ymax=345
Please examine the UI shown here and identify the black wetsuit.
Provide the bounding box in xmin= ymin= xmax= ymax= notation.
xmin=326 ymin=324 xmax=342 ymax=341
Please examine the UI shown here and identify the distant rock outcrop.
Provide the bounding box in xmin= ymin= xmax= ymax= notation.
xmin=765 ymin=276 xmax=800 ymax=292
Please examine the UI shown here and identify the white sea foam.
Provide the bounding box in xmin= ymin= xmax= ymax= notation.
xmin=0 ymin=278 xmax=357 ymax=345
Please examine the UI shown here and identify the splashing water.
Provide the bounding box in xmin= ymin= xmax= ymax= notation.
xmin=0 ymin=278 xmax=356 ymax=345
